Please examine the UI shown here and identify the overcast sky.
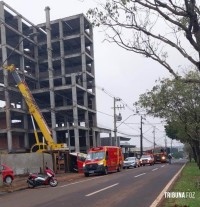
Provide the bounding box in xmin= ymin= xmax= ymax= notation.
xmin=2 ymin=0 xmax=183 ymax=148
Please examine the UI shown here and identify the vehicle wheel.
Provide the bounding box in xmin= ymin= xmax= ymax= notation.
xmin=27 ymin=179 xmax=35 ymax=188
xmin=104 ymin=167 xmax=108 ymax=175
xmin=4 ymin=176 xmax=13 ymax=184
xmin=84 ymin=173 xmax=89 ymax=177
xmin=134 ymin=165 xmax=136 ymax=168
xmin=28 ymin=182 xmax=35 ymax=188
xmin=49 ymin=178 xmax=58 ymax=187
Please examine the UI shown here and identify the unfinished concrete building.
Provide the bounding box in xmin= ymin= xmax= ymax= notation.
xmin=0 ymin=2 xmax=100 ymax=153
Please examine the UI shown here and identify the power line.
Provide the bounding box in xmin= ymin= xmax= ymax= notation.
xmin=96 ymin=110 xmax=113 ymax=117
xmin=143 ymin=126 xmax=154 ymax=134
xmin=117 ymin=131 xmax=140 ymax=137
xmin=142 ymin=136 xmax=154 ymax=144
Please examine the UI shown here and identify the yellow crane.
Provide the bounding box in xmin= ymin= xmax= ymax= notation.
xmin=2 ymin=64 xmax=68 ymax=152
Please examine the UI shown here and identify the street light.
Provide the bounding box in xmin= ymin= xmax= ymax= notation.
xmin=117 ymin=114 xmax=136 ymax=128
xmin=117 ymin=112 xmax=145 ymax=157
xmin=115 ymin=113 xmax=139 ymax=148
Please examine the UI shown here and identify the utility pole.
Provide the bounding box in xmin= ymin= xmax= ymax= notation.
xmin=113 ymin=97 xmax=123 ymax=146
xmin=153 ymin=126 xmax=156 ymax=149
xmin=140 ymin=116 xmax=143 ymax=157
xmin=114 ymin=97 xmax=117 ymax=146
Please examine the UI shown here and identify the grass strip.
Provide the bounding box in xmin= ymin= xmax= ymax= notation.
xmin=162 ymin=160 xmax=200 ymax=207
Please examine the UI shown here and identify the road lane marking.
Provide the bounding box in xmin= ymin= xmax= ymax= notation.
xmin=161 ymin=165 xmax=165 ymax=168
xmin=59 ymin=176 xmax=102 ymax=188
xmin=152 ymin=168 xmax=158 ymax=171
xmin=134 ymin=173 xmax=146 ymax=178
xmin=85 ymin=183 xmax=119 ymax=197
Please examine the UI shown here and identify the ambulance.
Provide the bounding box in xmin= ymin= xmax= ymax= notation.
xmin=83 ymin=146 xmax=123 ymax=177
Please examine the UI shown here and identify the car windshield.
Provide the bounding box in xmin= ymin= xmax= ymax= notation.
xmin=86 ymin=151 xmax=105 ymax=161
xmin=125 ymin=157 xmax=135 ymax=161
xmin=141 ymin=155 xmax=150 ymax=159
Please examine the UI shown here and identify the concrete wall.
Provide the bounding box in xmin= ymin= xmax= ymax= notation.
xmin=0 ymin=153 xmax=53 ymax=175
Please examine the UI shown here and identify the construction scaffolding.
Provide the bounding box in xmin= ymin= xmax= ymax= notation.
xmin=0 ymin=2 xmax=100 ymax=153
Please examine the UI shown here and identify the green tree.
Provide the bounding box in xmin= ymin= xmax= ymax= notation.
xmin=88 ymin=0 xmax=200 ymax=81
xmin=165 ymin=121 xmax=198 ymax=163
xmin=134 ymin=71 xmax=200 ymax=168
xmin=183 ymin=143 xmax=193 ymax=161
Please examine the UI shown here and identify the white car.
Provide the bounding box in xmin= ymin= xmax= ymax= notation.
xmin=123 ymin=157 xmax=140 ymax=169
xmin=140 ymin=154 xmax=155 ymax=166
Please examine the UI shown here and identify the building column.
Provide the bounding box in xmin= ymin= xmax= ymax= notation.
xmin=71 ymin=74 xmax=80 ymax=152
xmin=80 ymin=15 xmax=90 ymax=150
xmin=59 ymin=20 xmax=66 ymax=86
xmin=0 ymin=3 xmax=12 ymax=152
xmin=92 ymin=130 xmax=97 ymax=147
xmin=85 ymin=130 xmax=90 ymax=151
xmin=45 ymin=7 xmax=57 ymax=142
xmin=17 ymin=14 xmax=29 ymax=150
xmin=22 ymin=99 xmax=29 ymax=149
xmin=96 ymin=132 xmax=100 ymax=146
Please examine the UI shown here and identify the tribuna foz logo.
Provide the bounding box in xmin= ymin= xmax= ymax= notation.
xmin=164 ymin=192 xmax=195 ymax=199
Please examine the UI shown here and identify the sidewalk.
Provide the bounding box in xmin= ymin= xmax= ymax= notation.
xmin=0 ymin=172 xmax=84 ymax=193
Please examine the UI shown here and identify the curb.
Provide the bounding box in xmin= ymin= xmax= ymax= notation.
xmin=150 ymin=163 xmax=186 ymax=207
xmin=0 ymin=173 xmax=83 ymax=193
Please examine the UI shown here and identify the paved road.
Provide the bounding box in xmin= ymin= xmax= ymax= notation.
xmin=0 ymin=160 xmax=186 ymax=207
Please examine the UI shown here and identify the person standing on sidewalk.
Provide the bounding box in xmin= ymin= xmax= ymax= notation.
xmin=168 ymin=154 xmax=172 ymax=164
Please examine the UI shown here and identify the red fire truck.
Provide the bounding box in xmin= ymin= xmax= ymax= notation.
xmin=83 ymin=146 xmax=123 ymax=177
xmin=146 ymin=147 xmax=169 ymax=163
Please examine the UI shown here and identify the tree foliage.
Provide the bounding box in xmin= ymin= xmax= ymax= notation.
xmin=87 ymin=0 xmax=200 ymax=82
xmin=135 ymin=71 xmax=200 ymax=140
xmin=134 ymin=71 xmax=200 ymax=167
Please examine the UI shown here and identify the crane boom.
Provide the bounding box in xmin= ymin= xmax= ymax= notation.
xmin=3 ymin=64 xmax=67 ymax=152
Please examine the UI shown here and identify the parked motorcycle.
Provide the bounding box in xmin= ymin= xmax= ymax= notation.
xmin=27 ymin=167 xmax=58 ymax=188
